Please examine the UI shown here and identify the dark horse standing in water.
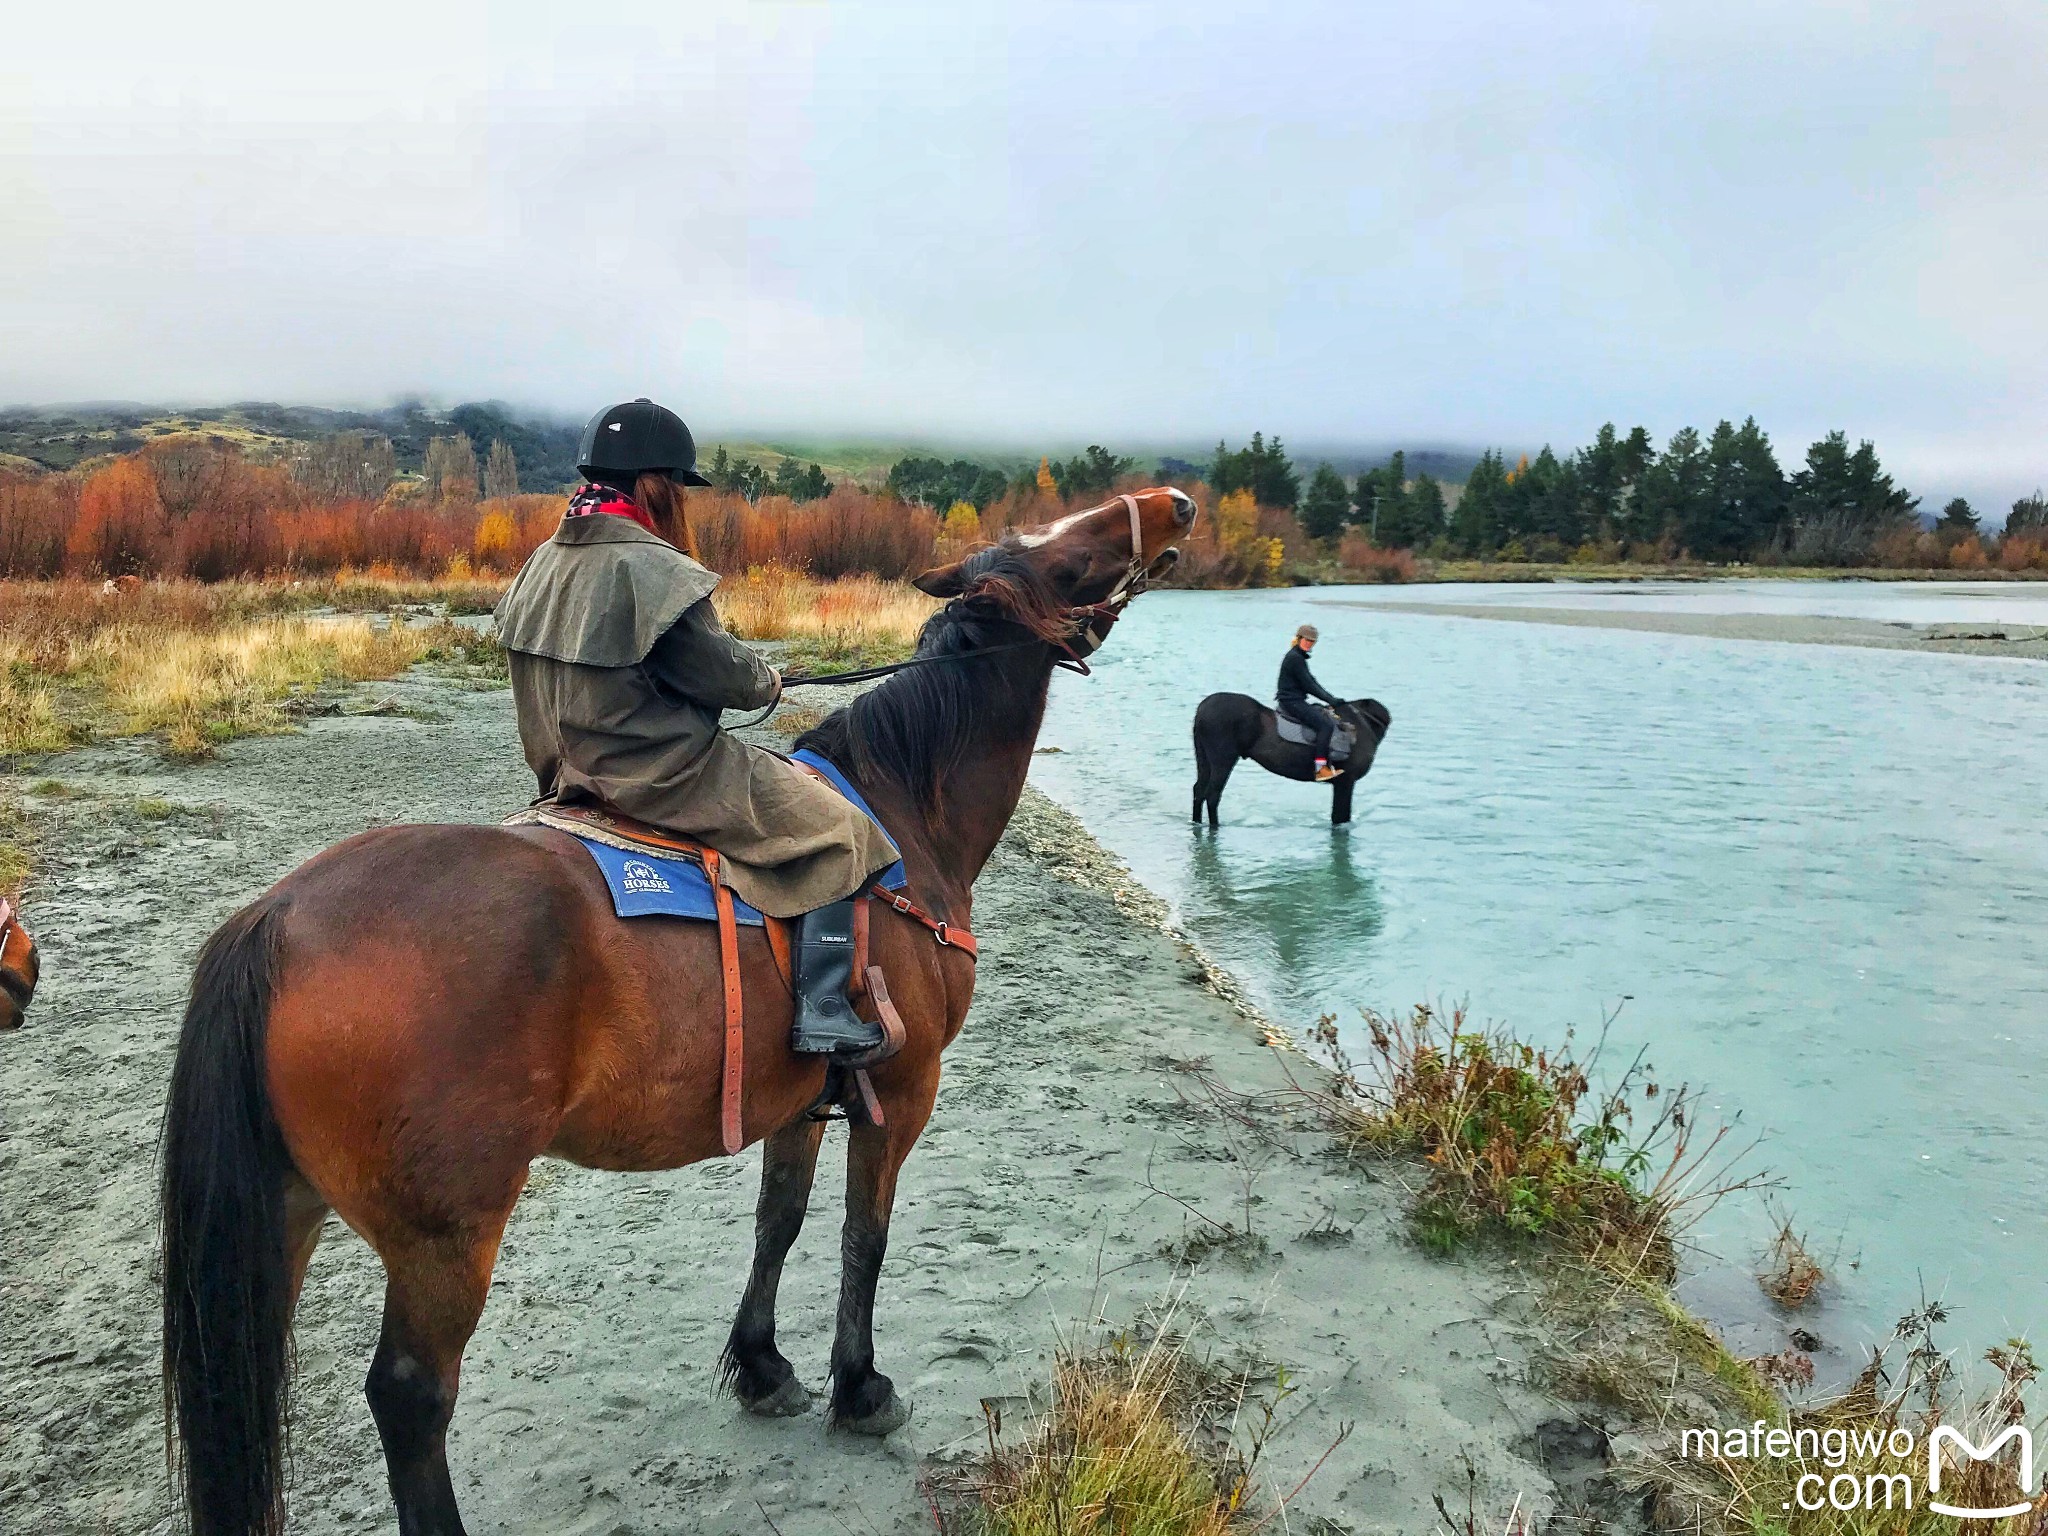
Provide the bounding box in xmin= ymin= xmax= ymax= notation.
xmin=1190 ymin=693 xmax=1391 ymax=826
xmin=157 ymin=489 xmax=1195 ymax=1536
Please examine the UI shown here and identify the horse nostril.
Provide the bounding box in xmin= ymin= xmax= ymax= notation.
xmin=1172 ymin=494 xmax=1196 ymax=528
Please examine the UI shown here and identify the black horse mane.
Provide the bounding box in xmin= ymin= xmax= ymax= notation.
xmin=793 ymin=538 xmax=1071 ymax=806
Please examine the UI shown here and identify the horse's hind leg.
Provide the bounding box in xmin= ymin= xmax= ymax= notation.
xmin=722 ymin=1116 xmax=825 ymax=1415
xmin=1203 ymin=754 xmax=1236 ymax=827
xmin=365 ymin=1210 xmax=515 ymax=1536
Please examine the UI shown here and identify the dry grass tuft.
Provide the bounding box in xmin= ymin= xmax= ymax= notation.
xmin=0 ymin=579 xmax=500 ymax=761
xmin=108 ymin=617 xmax=438 ymax=759
xmin=1760 ymin=1212 xmax=1827 ymax=1309
xmin=0 ymin=789 xmax=31 ymax=896
xmin=965 ymin=1330 xmax=1292 ymax=1536
xmin=713 ymin=563 xmax=935 ymax=672
xmin=764 ymin=705 xmax=826 ymax=739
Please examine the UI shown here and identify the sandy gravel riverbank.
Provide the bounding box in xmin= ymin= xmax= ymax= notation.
xmin=2 ymin=665 xmax=1610 ymax=1534
xmin=1327 ymin=599 xmax=2048 ymax=660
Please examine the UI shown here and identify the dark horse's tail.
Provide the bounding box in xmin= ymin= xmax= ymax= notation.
xmin=160 ymin=899 xmax=294 ymax=1536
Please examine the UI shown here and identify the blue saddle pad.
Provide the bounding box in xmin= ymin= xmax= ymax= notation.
xmin=572 ymin=748 xmax=906 ymax=921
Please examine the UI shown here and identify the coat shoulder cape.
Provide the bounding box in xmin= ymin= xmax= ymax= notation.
xmin=494 ymin=519 xmax=719 ymax=667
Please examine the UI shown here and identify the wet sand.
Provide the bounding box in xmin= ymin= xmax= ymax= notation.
xmin=1327 ymin=599 xmax=2048 ymax=659
xmin=2 ymin=666 xmax=1600 ymax=1534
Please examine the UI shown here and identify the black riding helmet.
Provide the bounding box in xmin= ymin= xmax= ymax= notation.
xmin=576 ymin=398 xmax=713 ymax=487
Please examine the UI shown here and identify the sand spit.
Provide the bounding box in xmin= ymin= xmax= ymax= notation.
xmin=4 ymin=667 xmax=1611 ymax=1535
xmin=1329 ymin=599 xmax=2048 ymax=660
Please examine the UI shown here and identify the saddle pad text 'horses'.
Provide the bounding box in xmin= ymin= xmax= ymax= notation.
xmin=571 ymin=748 xmax=907 ymax=921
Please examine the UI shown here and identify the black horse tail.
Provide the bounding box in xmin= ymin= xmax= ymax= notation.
xmin=161 ymin=899 xmax=294 ymax=1536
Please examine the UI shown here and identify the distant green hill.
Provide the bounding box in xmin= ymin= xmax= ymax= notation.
xmin=0 ymin=401 xmax=588 ymax=492
xmin=0 ymin=403 xmax=1491 ymax=496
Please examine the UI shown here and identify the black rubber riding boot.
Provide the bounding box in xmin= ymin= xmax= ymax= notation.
xmin=790 ymin=899 xmax=884 ymax=1056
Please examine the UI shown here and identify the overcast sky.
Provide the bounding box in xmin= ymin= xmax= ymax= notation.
xmin=3 ymin=2 xmax=2041 ymax=506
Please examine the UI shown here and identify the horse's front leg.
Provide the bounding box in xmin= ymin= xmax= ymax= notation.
xmin=1331 ymin=774 xmax=1355 ymax=824
xmin=722 ymin=1116 xmax=825 ymax=1415
xmin=829 ymin=1071 xmax=937 ymax=1434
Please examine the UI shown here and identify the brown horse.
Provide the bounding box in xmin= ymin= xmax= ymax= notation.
xmin=0 ymin=897 xmax=40 ymax=1032
xmin=158 ymin=488 xmax=1196 ymax=1536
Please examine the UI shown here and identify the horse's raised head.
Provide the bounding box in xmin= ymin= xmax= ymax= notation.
xmin=913 ymin=487 xmax=1195 ymax=608
xmin=0 ymin=899 xmax=39 ymax=1032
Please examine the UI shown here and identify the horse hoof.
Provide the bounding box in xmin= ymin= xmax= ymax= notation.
xmin=746 ymin=1377 xmax=813 ymax=1418
xmin=837 ymin=1390 xmax=912 ymax=1437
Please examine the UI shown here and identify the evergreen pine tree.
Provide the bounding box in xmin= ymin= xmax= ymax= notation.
xmin=1448 ymin=451 xmax=1505 ymax=555
xmin=1937 ymin=497 xmax=1978 ymax=537
xmin=1299 ymin=463 xmax=1350 ymax=541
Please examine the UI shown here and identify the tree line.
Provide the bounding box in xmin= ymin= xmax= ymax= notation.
xmin=1228 ymin=423 xmax=2043 ymax=568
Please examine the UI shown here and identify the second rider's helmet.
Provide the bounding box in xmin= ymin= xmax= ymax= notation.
xmin=576 ymin=398 xmax=713 ymax=486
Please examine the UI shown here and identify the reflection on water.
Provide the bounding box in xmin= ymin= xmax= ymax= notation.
xmin=1187 ymin=830 xmax=1384 ymax=991
xmin=1030 ymin=585 xmax=2048 ymax=1364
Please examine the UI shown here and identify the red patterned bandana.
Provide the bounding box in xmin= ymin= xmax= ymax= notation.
xmin=562 ymin=483 xmax=657 ymax=535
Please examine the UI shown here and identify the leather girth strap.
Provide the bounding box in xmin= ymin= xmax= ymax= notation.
xmin=703 ymin=848 xmax=748 ymax=1155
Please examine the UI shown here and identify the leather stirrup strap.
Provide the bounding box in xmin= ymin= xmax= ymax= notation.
xmin=704 ymin=849 xmax=746 ymax=1155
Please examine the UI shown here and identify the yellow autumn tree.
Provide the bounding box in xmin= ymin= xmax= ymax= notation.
xmin=473 ymin=509 xmax=516 ymax=569
xmin=941 ymin=501 xmax=981 ymax=544
xmin=1216 ymin=488 xmax=1284 ymax=586
xmin=1217 ymin=488 xmax=1259 ymax=553
xmin=1035 ymin=457 xmax=1057 ymax=496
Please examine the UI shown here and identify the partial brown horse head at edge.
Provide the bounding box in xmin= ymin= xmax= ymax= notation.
xmin=0 ymin=898 xmax=38 ymax=1031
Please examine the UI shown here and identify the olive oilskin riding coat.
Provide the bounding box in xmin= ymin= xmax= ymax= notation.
xmin=495 ymin=514 xmax=899 ymax=918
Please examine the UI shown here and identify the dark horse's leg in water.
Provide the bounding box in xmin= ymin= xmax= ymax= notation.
xmin=1191 ymin=694 xmax=1257 ymax=826
xmin=1330 ymin=774 xmax=1356 ymax=825
xmin=1191 ymin=731 xmax=1239 ymax=826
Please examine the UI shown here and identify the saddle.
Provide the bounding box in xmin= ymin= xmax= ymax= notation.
xmin=1275 ymin=712 xmax=1355 ymax=760
xmin=503 ymin=758 xmax=975 ymax=1157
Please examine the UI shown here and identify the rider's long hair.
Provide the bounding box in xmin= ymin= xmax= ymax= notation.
xmin=633 ymin=472 xmax=701 ymax=561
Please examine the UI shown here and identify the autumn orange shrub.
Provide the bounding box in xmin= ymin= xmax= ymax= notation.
xmin=2 ymin=445 xmax=1211 ymax=586
xmin=0 ymin=473 xmax=77 ymax=576
xmin=1998 ymin=533 xmax=2048 ymax=572
xmin=68 ymin=459 xmax=167 ymax=575
xmin=1337 ymin=533 xmax=1419 ymax=582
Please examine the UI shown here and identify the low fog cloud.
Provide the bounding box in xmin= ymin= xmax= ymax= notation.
xmin=3 ymin=1 xmax=2042 ymax=502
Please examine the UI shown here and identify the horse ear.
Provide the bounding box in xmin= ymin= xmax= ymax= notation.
xmin=913 ymin=560 xmax=969 ymax=598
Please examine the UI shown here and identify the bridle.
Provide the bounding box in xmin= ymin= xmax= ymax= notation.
xmin=767 ymin=492 xmax=1160 ymax=695
xmin=1055 ymin=492 xmax=1153 ymax=672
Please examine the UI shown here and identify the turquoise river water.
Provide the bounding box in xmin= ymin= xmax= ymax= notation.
xmin=1027 ymin=582 xmax=2048 ymax=1368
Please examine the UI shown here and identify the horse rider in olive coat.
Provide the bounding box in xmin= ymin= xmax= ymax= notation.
xmin=495 ymin=398 xmax=901 ymax=1056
